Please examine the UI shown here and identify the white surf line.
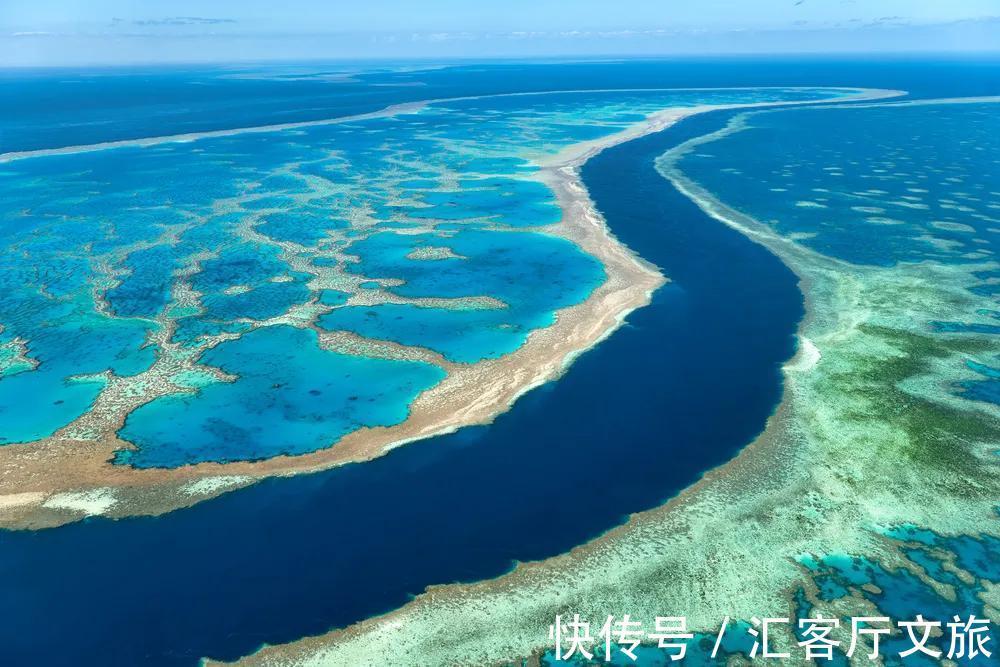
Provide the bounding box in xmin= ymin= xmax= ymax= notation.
xmin=778 ymin=94 xmax=1000 ymax=114
xmin=837 ymin=94 xmax=1000 ymax=108
xmin=0 ymin=86 xmax=889 ymax=164
xmin=0 ymin=101 xmax=429 ymax=163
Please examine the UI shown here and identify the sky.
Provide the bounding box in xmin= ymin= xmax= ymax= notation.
xmin=2 ymin=0 xmax=999 ymax=66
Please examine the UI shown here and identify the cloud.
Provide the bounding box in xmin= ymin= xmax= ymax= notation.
xmin=128 ymin=17 xmax=238 ymax=27
xmin=853 ymin=14 xmax=1000 ymax=30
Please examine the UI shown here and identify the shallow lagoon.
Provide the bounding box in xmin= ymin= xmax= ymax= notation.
xmin=318 ymin=229 xmax=605 ymax=363
xmin=0 ymin=85 xmax=836 ymax=464
xmin=117 ymin=326 xmax=445 ymax=467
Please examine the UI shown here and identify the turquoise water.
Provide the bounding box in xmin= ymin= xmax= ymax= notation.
xmin=322 ymin=303 xmax=528 ymax=363
xmin=116 ymin=326 xmax=444 ymax=467
xmin=318 ymin=229 xmax=604 ymax=362
xmin=0 ymin=85 xmax=842 ymax=465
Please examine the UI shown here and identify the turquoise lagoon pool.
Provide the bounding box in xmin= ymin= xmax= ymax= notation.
xmin=0 ymin=86 xmax=848 ymax=466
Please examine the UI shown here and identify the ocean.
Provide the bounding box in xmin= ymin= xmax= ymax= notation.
xmin=0 ymin=57 xmax=997 ymax=665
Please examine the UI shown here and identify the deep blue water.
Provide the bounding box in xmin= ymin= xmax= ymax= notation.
xmin=4 ymin=55 xmax=999 ymax=153
xmin=1 ymin=59 xmax=998 ymax=665
xmin=0 ymin=88 xmax=803 ymax=667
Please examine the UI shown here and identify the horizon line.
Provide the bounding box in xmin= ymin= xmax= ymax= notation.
xmin=3 ymin=49 xmax=1000 ymax=71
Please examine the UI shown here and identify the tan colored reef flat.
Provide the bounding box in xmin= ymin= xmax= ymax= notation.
xmin=0 ymin=88 xmax=899 ymax=530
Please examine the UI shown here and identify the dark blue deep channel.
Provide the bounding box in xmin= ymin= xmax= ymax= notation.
xmin=0 ymin=111 xmax=803 ymax=666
